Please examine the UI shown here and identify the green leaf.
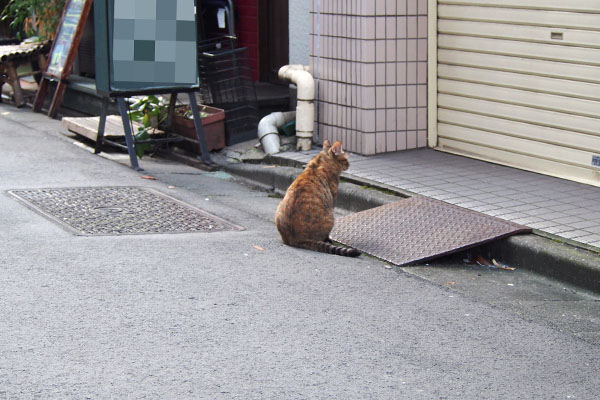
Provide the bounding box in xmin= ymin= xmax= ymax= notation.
xmin=134 ymin=129 xmax=151 ymax=159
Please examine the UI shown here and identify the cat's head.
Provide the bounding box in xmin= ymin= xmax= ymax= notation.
xmin=328 ymin=141 xmax=350 ymax=171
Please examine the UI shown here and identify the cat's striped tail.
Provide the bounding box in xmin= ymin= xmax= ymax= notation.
xmin=304 ymin=240 xmax=361 ymax=257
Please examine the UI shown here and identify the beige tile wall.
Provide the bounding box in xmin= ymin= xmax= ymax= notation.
xmin=310 ymin=0 xmax=428 ymax=155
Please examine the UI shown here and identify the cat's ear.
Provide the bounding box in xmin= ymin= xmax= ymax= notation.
xmin=322 ymin=140 xmax=331 ymax=151
xmin=331 ymin=141 xmax=343 ymax=155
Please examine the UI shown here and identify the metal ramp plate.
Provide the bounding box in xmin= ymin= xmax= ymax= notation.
xmin=330 ymin=196 xmax=531 ymax=266
xmin=9 ymin=186 xmax=243 ymax=236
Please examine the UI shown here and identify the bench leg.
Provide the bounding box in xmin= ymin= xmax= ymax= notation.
xmin=6 ymin=61 xmax=25 ymax=107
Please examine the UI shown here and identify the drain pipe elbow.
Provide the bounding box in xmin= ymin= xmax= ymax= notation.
xmin=257 ymin=111 xmax=296 ymax=154
xmin=278 ymin=65 xmax=315 ymax=151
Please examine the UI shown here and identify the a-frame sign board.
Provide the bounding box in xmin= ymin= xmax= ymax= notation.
xmin=93 ymin=0 xmax=213 ymax=170
xmin=33 ymin=0 xmax=93 ymax=118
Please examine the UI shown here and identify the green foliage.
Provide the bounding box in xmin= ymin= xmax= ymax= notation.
xmin=175 ymin=104 xmax=209 ymax=119
xmin=133 ymin=129 xmax=151 ymax=159
xmin=127 ymin=95 xmax=168 ymax=159
xmin=127 ymin=96 xmax=212 ymax=158
xmin=1 ymin=0 xmax=66 ymax=41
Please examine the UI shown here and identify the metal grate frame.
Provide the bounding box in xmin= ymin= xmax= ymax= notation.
xmin=8 ymin=186 xmax=244 ymax=236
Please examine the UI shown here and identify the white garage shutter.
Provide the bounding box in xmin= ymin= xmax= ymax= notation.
xmin=433 ymin=0 xmax=600 ymax=186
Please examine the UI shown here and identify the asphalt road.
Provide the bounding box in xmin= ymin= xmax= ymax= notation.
xmin=1 ymin=105 xmax=599 ymax=399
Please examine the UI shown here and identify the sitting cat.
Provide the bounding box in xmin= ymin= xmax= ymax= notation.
xmin=275 ymin=140 xmax=360 ymax=257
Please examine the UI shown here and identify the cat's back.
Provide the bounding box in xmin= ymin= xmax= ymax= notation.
xmin=275 ymin=145 xmax=335 ymax=243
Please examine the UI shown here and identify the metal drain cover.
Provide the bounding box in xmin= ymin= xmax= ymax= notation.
xmin=330 ymin=196 xmax=531 ymax=266
xmin=8 ymin=186 xmax=243 ymax=236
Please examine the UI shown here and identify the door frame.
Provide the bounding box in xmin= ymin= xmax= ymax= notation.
xmin=258 ymin=0 xmax=289 ymax=83
xmin=427 ymin=0 xmax=438 ymax=148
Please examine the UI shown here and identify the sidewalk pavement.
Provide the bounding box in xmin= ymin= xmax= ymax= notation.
xmin=220 ymin=142 xmax=600 ymax=294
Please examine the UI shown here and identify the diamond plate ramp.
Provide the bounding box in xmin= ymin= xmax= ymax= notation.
xmin=8 ymin=186 xmax=244 ymax=236
xmin=330 ymin=196 xmax=531 ymax=266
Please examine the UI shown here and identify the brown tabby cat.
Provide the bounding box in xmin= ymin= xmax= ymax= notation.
xmin=275 ymin=140 xmax=361 ymax=257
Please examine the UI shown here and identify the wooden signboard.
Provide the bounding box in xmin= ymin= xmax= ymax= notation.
xmin=90 ymin=0 xmax=212 ymax=171
xmin=33 ymin=0 xmax=93 ymax=117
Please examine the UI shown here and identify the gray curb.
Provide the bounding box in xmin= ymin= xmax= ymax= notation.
xmin=222 ymin=161 xmax=600 ymax=294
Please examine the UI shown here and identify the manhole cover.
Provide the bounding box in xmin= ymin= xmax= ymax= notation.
xmin=330 ymin=196 xmax=531 ymax=266
xmin=8 ymin=186 xmax=244 ymax=236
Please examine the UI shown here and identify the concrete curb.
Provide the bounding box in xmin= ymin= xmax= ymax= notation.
xmin=222 ymin=160 xmax=600 ymax=294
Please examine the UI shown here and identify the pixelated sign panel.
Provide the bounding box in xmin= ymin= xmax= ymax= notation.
xmin=108 ymin=0 xmax=199 ymax=92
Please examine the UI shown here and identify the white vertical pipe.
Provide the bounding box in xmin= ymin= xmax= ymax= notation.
xmin=278 ymin=65 xmax=315 ymax=151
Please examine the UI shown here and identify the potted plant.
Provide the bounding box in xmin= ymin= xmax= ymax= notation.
xmin=127 ymin=95 xmax=167 ymax=158
xmin=171 ymin=103 xmax=226 ymax=153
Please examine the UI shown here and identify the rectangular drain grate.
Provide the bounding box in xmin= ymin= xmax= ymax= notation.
xmin=8 ymin=186 xmax=244 ymax=236
xmin=330 ymin=196 xmax=531 ymax=266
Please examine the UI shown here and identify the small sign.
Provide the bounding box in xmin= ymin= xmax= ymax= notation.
xmin=46 ymin=0 xmax=92 ymax=79
xmin=592 ymin=155 xmax=600 ymax=167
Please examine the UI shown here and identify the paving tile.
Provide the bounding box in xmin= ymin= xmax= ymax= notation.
xmin=561 ymin=208 xmax=598 ymax=217
xmin=419 ymin=189 xmax=450 ymax=197
xmin=542 ymin=225 xmax=573 ymax=235
xmin=589 ymin=241 xmax=600 ymax=249
xmin=570 ymin=199 xmax=597 ymax=208
xmin=443 ymin=197 xmax=468 ymax=205
xmin=557 ymin=230 xmax=594 ymax=240
xmin=575 ymin=212 xmax=600 ymax=222
xmin=431 ymin=192 xmax=463 ymax=201
xmin=528 ymin=221 xmax=561 ymax=230
xmin=485 ymin=209 xmax=507 ymax=217
xmin=526 ymin=210 xmax=569 ymax=219
xmin=508 ymin=203 xmax=541 ymax=213
xmin=491 ymin=201 xmax=525 ymax=210
xmin=455 ymin=200 xmax=487 ymax=209
xmin=495 ymin=212 xmax=529 ymax=221
xmin=551 ymin=216 xmax=585 ymax=225
xmin=536 ymin=199 xmax=565 ymax=208
xmin=548 ymin=204 xmax=574 ymax=212
xmin=468 ymin=192 xmax=500 ymax=201
xmin=505 ymin=193 xmax=541 ymax=203
xmin=512 ymin=216 xmax=543 ymax=225
xmin=568 ymin=220 xmax=600 ymax=230
xmin=584 ymin=225 xmax=600 ymax=234
xmin=568 ymin=233 xmax=600 ymax=244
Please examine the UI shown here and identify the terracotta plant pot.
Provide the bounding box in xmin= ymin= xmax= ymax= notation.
xmin=171 ymin=105 xmax=226 ymax=152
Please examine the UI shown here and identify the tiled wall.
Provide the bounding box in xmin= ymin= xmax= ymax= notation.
xmin=309 ymin=0 xmax=428 ymax=155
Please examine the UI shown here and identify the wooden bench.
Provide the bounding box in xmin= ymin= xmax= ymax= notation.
xmin=0 ymin=40 xmax=50 ymax=107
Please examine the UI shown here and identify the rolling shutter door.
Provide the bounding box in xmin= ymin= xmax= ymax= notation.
xmin=435 ymin=0 xmax=600 ymax=186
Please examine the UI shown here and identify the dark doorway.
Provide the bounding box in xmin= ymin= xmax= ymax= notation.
xmin=258 ymin=0 xmax=289 ymax=83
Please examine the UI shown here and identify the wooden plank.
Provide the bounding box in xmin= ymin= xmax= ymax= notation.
xmin=438 ymin=123 xmax=596 ymax=169
xmin=61 ymin=116 xmax=161 ymax=141
xmin=438 ymin=79 xmax=600 ymax=118
xmin=438 ymin=49 xmax=600 ymax=83
xmin=437 ymin=35 xmax=600 ymax=66
xmin=439 ymin=5 xmax=600 ymax=31
xmin=438 ymin=108 xmax=600 ymax=152
xmin=438 ymin=20 xmax=600 ymax=49
xmin=438 ymin=93 xmax=600 ymax=136
xmin=438 ymin=64 xmax=600 ymax=101
xmin=438 ymin=0 xmax=600 ymax=13
xmin=437 ymin=137 xmax=600 ymax=187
